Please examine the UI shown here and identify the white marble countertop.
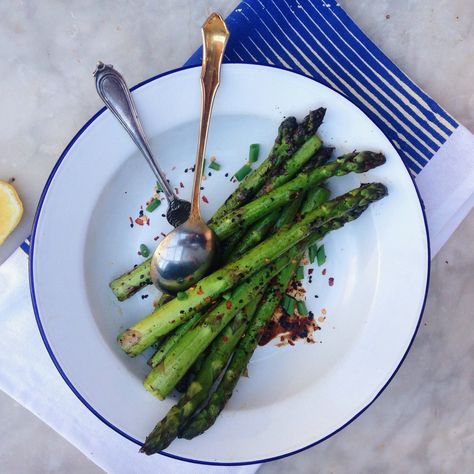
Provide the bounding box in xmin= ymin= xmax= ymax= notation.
xmin=0 ymin=0 xmax=473 ymax=472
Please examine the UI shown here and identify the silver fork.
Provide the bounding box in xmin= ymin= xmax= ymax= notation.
xmin=93 ymin=62 xmax=191 ymax=227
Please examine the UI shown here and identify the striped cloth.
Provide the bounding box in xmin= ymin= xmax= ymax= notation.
xmin=186 ymin=0 xmax=457 ymax=177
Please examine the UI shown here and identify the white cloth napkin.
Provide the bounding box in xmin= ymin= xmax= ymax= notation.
xmin=416 ymin=125 xmax=474 ymax=255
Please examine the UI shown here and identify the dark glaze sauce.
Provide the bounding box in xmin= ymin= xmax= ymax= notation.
xmin=259 ymin=278 xmax=320 ymax=346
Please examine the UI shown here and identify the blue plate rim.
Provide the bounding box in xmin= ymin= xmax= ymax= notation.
xmin=29 ymin=62 xmax=431 ymax=466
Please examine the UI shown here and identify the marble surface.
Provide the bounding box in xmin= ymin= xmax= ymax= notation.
xmin=0 ymin=0 xmax=473 ymax=472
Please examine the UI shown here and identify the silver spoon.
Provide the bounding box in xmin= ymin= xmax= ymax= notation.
xmin=150 ymin=12 xmax=229 ymax=293
xmin=93 ymin=62 xmax=191 ymax=228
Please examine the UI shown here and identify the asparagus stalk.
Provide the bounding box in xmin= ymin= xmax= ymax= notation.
xmin=256 ymin=146 xmax=333 ymax=197
xmin=180 ymin=201 xmax=383 ymax=438
xmin=174 ymin=349 xmax=207 ymax=393
xmin=143 ymin=260 xmax=284 ymax=399
xmin=210 ymin=151 xmax=385 ymax=240
xmin=151 ymin=293 xmax=176 ymax=349
xmin=210 ymin=108 xmax=326 ymax=223
xmin=118 ymin=183 xmax=387 ymax=357
xmin=147 ymin=311 xmax=203 ymax=368
xmin=228 ymin=186 xmax=328 ymax=262
xmin=227 ymin=210 xmax=279 ymax=263
xmin=139 ymin=300 xmax=260 ymax=454
xmin=217 ymin=227 xmax=249 ymax=264
xmin=218 ymin=146 xmax=325 ymax=264
xmin=110 ymin=258 xmax=152 ymax=302
xmin=300 ymin=185 xmax=330 ymax=215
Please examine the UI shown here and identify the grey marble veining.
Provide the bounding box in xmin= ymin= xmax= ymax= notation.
xmin=0 ymin=0 xmax=473 ymax=472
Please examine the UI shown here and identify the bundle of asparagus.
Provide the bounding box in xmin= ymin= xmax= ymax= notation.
xmin=108 ymin=108 xmax=388 ymax=454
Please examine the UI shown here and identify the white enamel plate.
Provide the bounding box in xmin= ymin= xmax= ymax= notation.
xmin=30 ymin=64 xmax=429 ymax=465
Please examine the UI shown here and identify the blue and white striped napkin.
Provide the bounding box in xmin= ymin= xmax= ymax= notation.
xmin=2 ymin=1 xmax=473 ymax=472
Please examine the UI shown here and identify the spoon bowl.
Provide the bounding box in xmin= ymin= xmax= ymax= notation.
xmin=150 ymin=218 xmax=219 ymax=293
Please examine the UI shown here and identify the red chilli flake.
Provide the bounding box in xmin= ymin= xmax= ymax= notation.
xmin=322 ymin=268 xmax=327 ymax=276
xmin=179 ymin=181 xmax=184 ymax=188
xmin=153 ymin=235 xmax=160 ymax=241
xmin=328 ymin=277 xmax=334 ymax=286
xmin=175 ymin=187 xmax=179 ymax=195
xmin=197 ymin=287 xmax=204 ymax=295
xmin=135 ymin=217 xmax=145 ymax=226
xmin=222 ymin=335 xmax=229 ymax=343
xmin=160 ymin=232 xmax=167 ymax=237
xmin=202 ymin=195 xmax=209 ymax=204
xmin=226 ymin=300 xmax=232 ymax=310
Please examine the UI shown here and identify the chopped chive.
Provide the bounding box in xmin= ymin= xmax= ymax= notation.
xmin=202 ymin=158 xmax=206 ymax=173
xmin=282 ymin=294 xmax=291 ymax=312
xmin=308 ymin=244 xmax=318 ymax=264
xmin=248 ymin=144 xmax=260 ymax=163
xmin=209 ymin=161 xmax=221 ymax=171
xmin=295 ymin=266 xmax=304 ymax=280
xmin=139 ymin=244 xmax=150 ymax=258
xmin=316 ymin=244 xmax=326 ymax=267
xmin=297 ymin=300 xmax=308 ymax=316
xmin=285 ymin=295 xmax=296 ymax=315
xmin=146 ymin=198 xmax=161 ymax=213
xmin=156 ymin=181 xmax=163 ymax=192
xmin=234 ymin=164 xmax=252 ymax=182
xmin=176 ymin=291 xmax=188 ymax=301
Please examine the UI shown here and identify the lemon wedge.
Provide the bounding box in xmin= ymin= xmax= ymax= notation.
xmin=0 ymin=180 xmax=23 ymax=245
